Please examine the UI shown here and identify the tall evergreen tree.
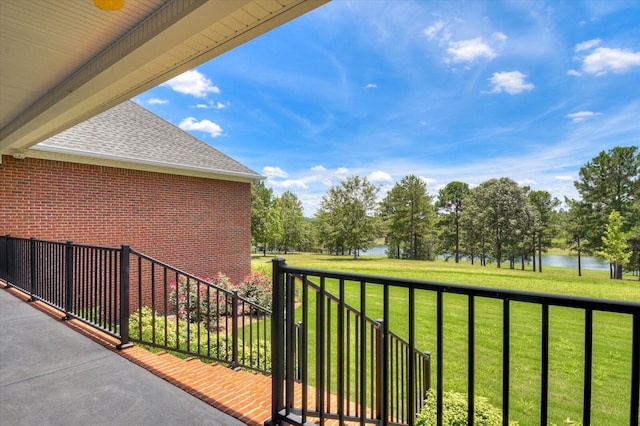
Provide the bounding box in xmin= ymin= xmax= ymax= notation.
xmin=573 ymin=146 xmax=640 ymax=253
xmin=437 ymin=181 xmax=470 ymax=263
xmin=381 ymin=175 xmax=435 ymax=260
xmin=527 ymin=190 xmax=560 ymax=272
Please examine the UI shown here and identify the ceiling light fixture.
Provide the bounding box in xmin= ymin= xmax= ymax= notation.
xmin=93 ymin=0 xmax=125 ymax=11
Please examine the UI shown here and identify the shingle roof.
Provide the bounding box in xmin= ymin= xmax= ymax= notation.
xmin=31 ymin=100 xmax=262 ymax=181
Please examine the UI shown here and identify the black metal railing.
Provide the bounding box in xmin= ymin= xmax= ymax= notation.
xmin=0 ymin=236 xmax=271 ymax=372
xmin=1 ymin=235 xmax=126 ymax=342
xmin=289 ymin=273 xmax=431 ymax=423
xmin=268 ymin=258 xmax=640 ymax=426
xmin=127 ymin=248 xmax=271 ymax=373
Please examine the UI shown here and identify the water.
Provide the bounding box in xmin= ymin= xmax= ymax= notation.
xmin=361 ymin=246 xmax=610 ymax=272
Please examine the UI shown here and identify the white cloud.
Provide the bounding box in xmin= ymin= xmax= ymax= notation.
xmin=147 ymin=98 xmax=168 ymax=105
xmin=419 ymin=176 xmax=437 ymax=186
xmin=575 ymin=39 xmax=601 ymax=52
xmin=262 ymin=166 xmax=288 ymax=179
xmin=424 ymin=20 xmax=447 ymax=41
xmin=567 ymin=69 xmax=582 ymax=77
xmin=311 ymin=165 xmax=327 ymax=172
xmin=581 ymin=47 xmax=640 ymax=75
xmin=487 ymin=71 xmax=534 ymax=95
xmin=178 ymin=117 xmax=223 ymax=137
xmin=269 ymin=179 xmax=308 ymax=189
xmin=365 ymin=83 xmax=377 ymax=89
xmin=335 ymin=167 xmax=350 ymax=178
xmin=321 ymin=178 xmax=332 ymax=186
xmin=369 ymin=170 xmax=393 ymax=183
xmin=161 ymin=70 xmax=220 ymax=98
xmin=447 ymin=38 xmax=496 ymax=63
xmin=196 ymin=101 xmax=228 ymax=110
xmin=566 ymin=111 xmax=602 ymax=123
xmin=555 ymin=175 xmax=574 ymax=182
xmin=425 ymin=21 xmax=504 ymax=65
xmin=518 ymin=178 xmax=538 ymax=186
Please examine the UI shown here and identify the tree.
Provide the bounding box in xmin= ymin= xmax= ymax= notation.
xmin=527 ymin=190 xmax=560 ymax=272
xmin=437 ymin=181 xmax=470 ymax=263
xmin=564 ymin=198 xmax=593 ymax=276
xmin=574 ymin=146 xmax=640 ymax=253
xmin=460 ymin=178 xmax=536 ymax=269
xmin=380 ymin=175 xmax=435 ymax=260
xmin=316 ymin=176 xmax=380 ymax=259
xmin=251 ymin=181 xmax=273 ymax=256
xmin=273 ymin=191 xmax=306 ymax=253
xmin=597 ymin=210 xmax=631 ymax=279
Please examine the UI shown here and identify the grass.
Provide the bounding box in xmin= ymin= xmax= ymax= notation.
xmin=252 ymin=253 xmax=640 ymax=426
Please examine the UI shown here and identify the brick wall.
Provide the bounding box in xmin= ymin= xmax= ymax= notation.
xmin=0 ymin=155 xmax=252 ymax=286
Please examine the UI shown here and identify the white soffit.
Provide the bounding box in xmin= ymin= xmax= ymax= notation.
xmin=0 ymin=0 xmax=329 ymax=154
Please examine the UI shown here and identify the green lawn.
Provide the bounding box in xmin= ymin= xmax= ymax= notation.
xmin=252 ymin=253 xmax=640 ymax=426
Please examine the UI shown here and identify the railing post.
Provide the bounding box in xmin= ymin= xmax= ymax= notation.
xmin=29 ymin=237 xmax=36 ymax=302
xmin=424 ymin=351 xmax=431 ymax=394
xmin=6 ymin=235 xmax=14 ymax=285
xmin=231 ymin=290 xmax=240 ymax=369
xmin=0 ymin=235 xmax=9 ymax=284
xmin=63 ymin=241 xmax=73 ymax=320
xmin=266 ymin=257 xmax=286 ymax=426
xmin=117 ymin=244 xmax=132 ymax=349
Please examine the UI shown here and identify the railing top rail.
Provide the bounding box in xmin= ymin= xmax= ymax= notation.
xmin=4 ymin=235 xmax=122 ymax=252
xmin=280 ymin=264 xmax=640 ymax=315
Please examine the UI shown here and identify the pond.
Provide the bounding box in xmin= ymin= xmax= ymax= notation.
xmin=361 ymin=246 xmax=610 ymax=272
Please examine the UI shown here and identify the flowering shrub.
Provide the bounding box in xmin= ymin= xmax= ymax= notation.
xmin=169 ymin=274 xmax=231 ymax=327
xmin=236 ymin=271 xmax=272 ymax=311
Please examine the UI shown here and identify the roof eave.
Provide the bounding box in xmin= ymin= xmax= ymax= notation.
xmin=23 ymin=146 xmax=265 ymax=183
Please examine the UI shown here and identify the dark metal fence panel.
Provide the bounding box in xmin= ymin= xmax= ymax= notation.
xmin=126 ymin=249 xmax=272 ymax=374
xmin=269 ymin=260 xmax=640 ymax=426
xmin=1 ymin=237 xmax=124 ymax=340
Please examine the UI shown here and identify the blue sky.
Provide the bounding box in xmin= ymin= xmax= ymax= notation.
xmin=135 ymin=0 xmax=640 ymax=216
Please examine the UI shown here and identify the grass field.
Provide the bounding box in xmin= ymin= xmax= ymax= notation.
xmin=252 ymin=253 xmax=640 ymax=426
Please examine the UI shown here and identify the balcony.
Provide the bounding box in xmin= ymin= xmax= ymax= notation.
xmin=1 ymin=235 xmax=639 ymax=426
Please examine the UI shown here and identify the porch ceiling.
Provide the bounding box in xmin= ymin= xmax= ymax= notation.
xmin=0 ymin=0 xmax=328 ymax=155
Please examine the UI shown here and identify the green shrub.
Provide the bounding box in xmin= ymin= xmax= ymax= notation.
xmin=129 ymin=306 xmax=271 ymax=371
xmin=415 ymin=390 xmax=518 ymax=426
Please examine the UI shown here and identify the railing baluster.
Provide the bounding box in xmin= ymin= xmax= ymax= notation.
xmin=468 ymin=295 xmax=475 ymax=426
xmin=301 ymin=275 xmax=309 ymax=422
xmin=408 ymin=287 xmax=415 ymax=426
xmin=541 ymin=304 xmax=549 ymax=425
xmin=360 ymin=280 xmax=367 ymax=425
xmin=503 ymin=299 xmax=510 ymax=426
xmin=583 ymin=309 xmax=593 ymax=426
xmin=436 ymin=291 xmax=443 ymax=426
xmin=319 ymin=276 xmax=327 ymax=424
xmin=631 ymin=312 xmax=639 ymax=426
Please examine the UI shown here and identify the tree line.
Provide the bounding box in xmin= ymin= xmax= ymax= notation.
xmin=251 ymin=146 xmax=639 ymax=279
